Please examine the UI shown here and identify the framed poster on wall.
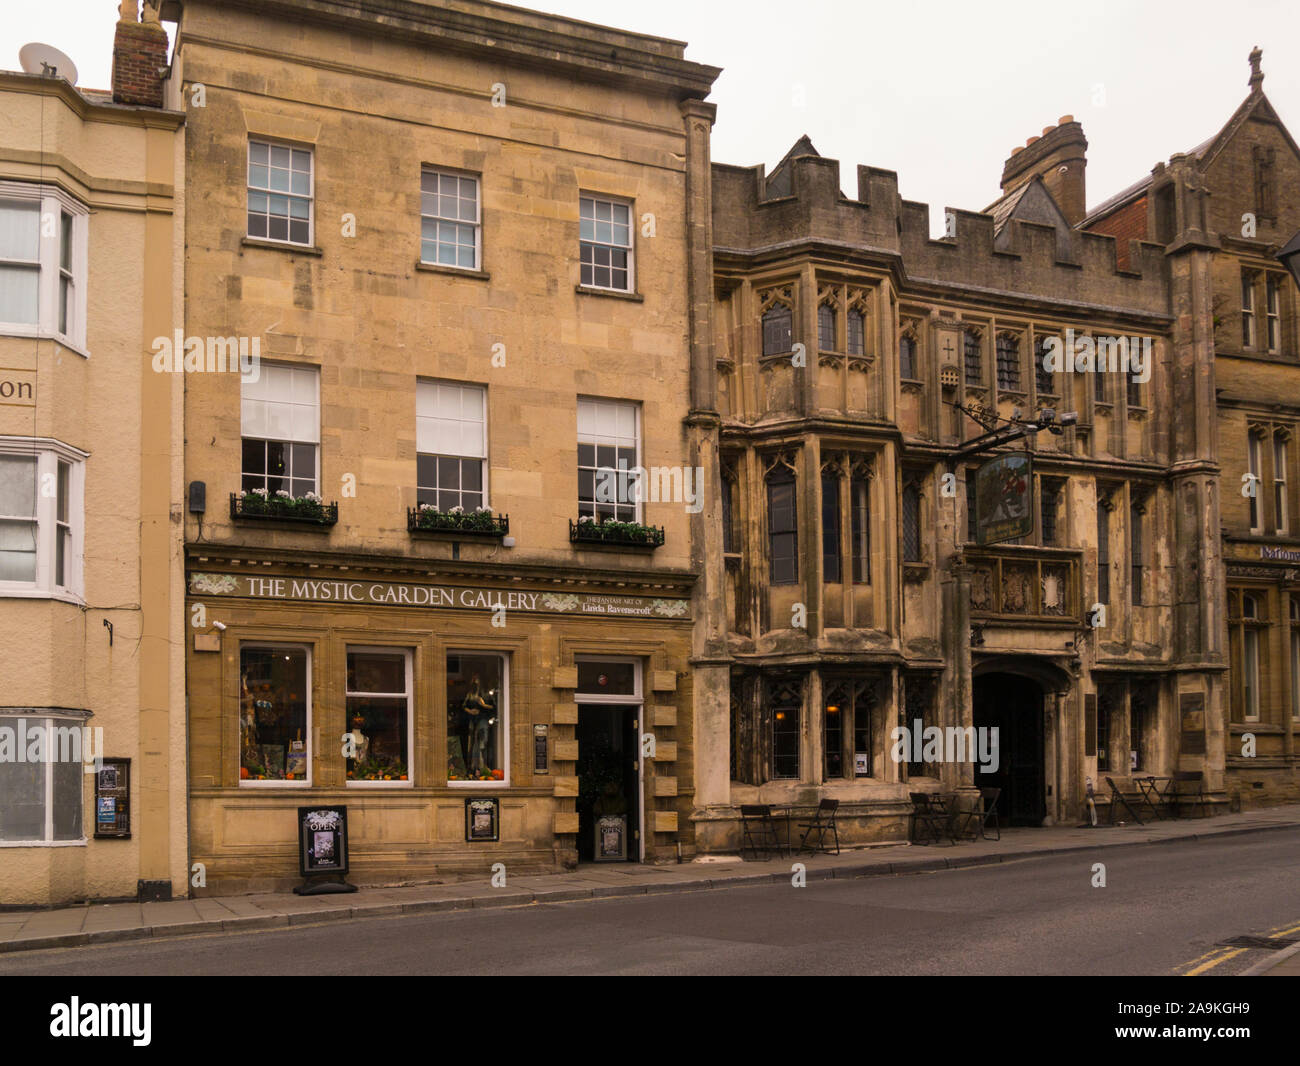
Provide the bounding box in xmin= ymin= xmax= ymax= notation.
xmin=94 ymin=758 xmax=130 ymax=839
xmin=465 ymin=797 xmax=499 ymax=842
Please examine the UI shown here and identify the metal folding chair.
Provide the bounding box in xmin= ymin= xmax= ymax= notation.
xmin=797 ymin=798 xmax=840 ymax=856
xmin=740 ymin=804 xmax=786 ymax=860
xmin=910 ymin=792 xmax=955 ymax=845
xmin=955 ymin=787 xmax=1001 ymax=841
xmin=1105 ymin=776 xmax=1145 ymax=825
xmin=1171 ymin=771 xmax=1209 ymax=818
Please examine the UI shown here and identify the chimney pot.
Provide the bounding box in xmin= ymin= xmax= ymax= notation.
xmin=1043 ymin=127 xmax=1055 ymax=137
xmin=1026 ymin=136 xmax=1040 ymax=146
xmin=1058 ymin=114 xmax=1074 ymax=125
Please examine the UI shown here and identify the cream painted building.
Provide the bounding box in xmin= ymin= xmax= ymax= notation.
xmin=0 ymin=7 xmax=187 ymax=905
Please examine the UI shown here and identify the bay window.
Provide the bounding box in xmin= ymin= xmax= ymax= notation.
xmin=0 ymin=438 xmax=85 ymax=599
xmin=0 ymin=183 xmax=87 ymax=349
xmin=447 ymin=652 xmax=508 ymax=784
xmin=0 ymin=713 xmax=86 ymax=844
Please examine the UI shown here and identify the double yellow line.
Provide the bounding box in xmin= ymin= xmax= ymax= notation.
xmin=1180 ymin=920 xmax=1300 ymax=975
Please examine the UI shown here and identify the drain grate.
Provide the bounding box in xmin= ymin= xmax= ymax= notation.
xmin=1217 ymin=935 xmax=1298 ymax=951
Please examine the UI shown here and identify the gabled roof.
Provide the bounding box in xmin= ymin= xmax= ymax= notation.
xmin=984 ymin=176 xmax=1071 ymax=238
xmin=764 ymin=134 xmax=822 ymax=198
xmin=1081 ymin=66 xmax=1299 ymax=229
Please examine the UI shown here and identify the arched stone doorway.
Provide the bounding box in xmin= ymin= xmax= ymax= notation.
xmin=972 ymin=667 xmax=1055 ymax=826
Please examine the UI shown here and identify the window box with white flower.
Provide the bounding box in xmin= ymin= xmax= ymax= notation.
xmin=569 ymin=515 xmax=665 ymax=549
xmin=231 ymin=489 xmax=337 ymax=525
xmin=408 ymin=504 xmax=508 ymax=538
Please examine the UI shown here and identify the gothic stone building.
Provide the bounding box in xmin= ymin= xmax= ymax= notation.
xmin=1083 ymin=50 xmax=1300 ymax=809
xmin=693 ymin=114 xmax=1231 ymax=847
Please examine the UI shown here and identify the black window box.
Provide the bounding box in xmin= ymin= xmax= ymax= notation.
xmin=569 ymin=518 xmax=665 ymax=549
xmin=230 ymin=493 xmax=338 ymax=526
xmin=408 ymin=508 xmax=509 ymax=538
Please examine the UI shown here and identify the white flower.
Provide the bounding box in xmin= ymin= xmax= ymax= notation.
xmin=275 ymin=489 xmax=291 ymax=498
xmin=304 ymin=492 xmax=323 ymax=504
xmin=252 ymin=488 xmax=269 ymax=498
xmin=578 ymin=515 xmax=594 ymax=524
xmin=475 ymin=506 xmax=489 ymax=513
xmin=419 ymin=503 xmax=435 ymax=513
xmin=450 ymin=506 xmax=464 ymax=515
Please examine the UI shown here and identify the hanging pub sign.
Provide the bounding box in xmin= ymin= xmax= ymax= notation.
xmin=465 ymin=798 xmax=500 ymax=842
xmin=295 ymin=806 xmax=357 ymax=894
xmin=975 ymin=452 xmax=1034 ymax=546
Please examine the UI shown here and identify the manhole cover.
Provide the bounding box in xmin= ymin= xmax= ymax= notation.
xmin=1217 ymin=935 xmax=1298 ymax=951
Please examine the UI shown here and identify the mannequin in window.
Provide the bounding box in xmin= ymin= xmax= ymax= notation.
xmin=463 ymin=675 xmax=497 ymax=776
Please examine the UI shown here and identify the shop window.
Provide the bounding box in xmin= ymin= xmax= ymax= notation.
xmin=417 ymin=380 xmax=487 ymax=512
xmin=847 ymin=309 xmax=866 ymax=356
xmin=762 ymin=304 xmax=793 ymax=356
xmin=821 ymin=472 xmax=841 ymax=583
xmin=241 ymin=362 xmax=320 ymax=498
xmin=247 ymin=140 xmax=313 ymax=246
xmin=420 ymin=168 xmax=480 ymax=270
xmin=579 ymin=194 xmax=633 ymax=291
xmin=239 ymin=646 xmax=311 ymax=784
xmin=818 ymin=304 xmax=836 ymax=352
xmin=905 ymin=674 xmax=935 ymax=777
xmin=767 ymin=462 xmax=798 ymax=585
xmin=769 ymin=677 xmax=801 ymax=780
xmin=0 ymin=714 xmax=85 ymax=843
xmin=1095 ymin=691 xmax=1111 ymax=772
xmin=1129 ymin=683 xmax=1153 ymax=771
xmin=0 ymin=439 xmax=85 ymax=599
xmin=824 ymin=678 xmax=875 ymax=781
xmin=346 ymin=648 xmax=412 ymax=784
xmin=447 ymin=652 xmax=507 ymax=783
xmin=823 ymin=683 xmax=846 ymax=779
xmin=0 ymin=182 xmax=88 ymax=349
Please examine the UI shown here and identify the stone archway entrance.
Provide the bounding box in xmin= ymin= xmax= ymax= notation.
xmin=972 ymin=672 xmax=1046 ymax=826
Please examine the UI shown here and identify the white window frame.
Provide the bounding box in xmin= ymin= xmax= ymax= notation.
xmin=0 ymin=437 xmax=86 ymax=602
xmin=1275 ymin=434 xmax=1289 ymax=535
xmin=240 ymin=361 xmax=321 ymax=498
xmin=1266 ymin=274 xmax=1281 ymax=354
xmin=247 ymin=139 xmax=314 ymax=248
xmin=420 ymin=168 xmax=481 ymax=271
xmin=579 ymin=193 xmax=635 ymax=293
xmin=1248 ymin=432 xmax=1264 ymax=534
xmin=345 ymin=646 xmax=414 ymax=789
xmin=1242 ymin=270 xmax=1257 ymax=349
xmin=577 ymin=396 xmax=642 ymax=524
xmin=445 ymin=650 xmax=510 ymax=789
xmin=0 ymin=182 xmax=88 ymax=353
xmin=415 ymin=379 xmax=489 ymax=511
xmin=0 ymin=712 xmax=89 ymax=847
xmin=238 ymin=642 xmax=313 ymax=788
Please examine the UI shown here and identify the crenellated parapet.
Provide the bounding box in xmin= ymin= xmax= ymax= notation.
xmin=713 ymin=141 xmax=1170 ymax=317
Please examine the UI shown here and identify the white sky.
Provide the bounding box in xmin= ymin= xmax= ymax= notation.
xmin=5 ymin=0 xmax=1298 ymax=235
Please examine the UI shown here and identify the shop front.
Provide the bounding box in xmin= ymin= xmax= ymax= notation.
xmin=185 ymin=551 xmax=694 ymax=894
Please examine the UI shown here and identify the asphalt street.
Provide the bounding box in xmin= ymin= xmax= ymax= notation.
xmin=2 ymin=829 xmax=1297 ymax=976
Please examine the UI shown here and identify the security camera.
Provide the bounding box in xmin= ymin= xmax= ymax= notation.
xmin=1058 ymin=411 xmax=1079 ymax=427
xmin=212 ymin=620 xmax=227 ymax=632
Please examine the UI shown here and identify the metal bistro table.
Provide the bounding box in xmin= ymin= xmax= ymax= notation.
xmin=1135 ymin=776 xmax=1174 ymax=820
xmin=768 ymin=804 xmax=799 ymax=857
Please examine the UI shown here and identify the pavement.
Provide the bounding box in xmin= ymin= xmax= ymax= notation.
xmin=3 ymin=804 xmax=1300 ymax=967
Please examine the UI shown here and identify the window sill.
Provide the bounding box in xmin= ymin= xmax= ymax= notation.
xmin=575 ymin=285 xmax=644 ymax=303
xmin=446 ymin=780 xmax=510 ymax=788
xmin=416 ymin=261 xmax=490 ymax=281
xmin=0 ymin=838 xmax=87 ymax=848
xmin=0 ymin=328 xmax=89 ymax=359
xmin=241 ymin=237 xmax=323 ymax=257
xmin=0 ymin=587 xmax=86 ymax=605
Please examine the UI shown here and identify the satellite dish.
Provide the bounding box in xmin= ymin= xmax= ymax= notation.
xmin=18 ymin=43 xmax=78 ymax=86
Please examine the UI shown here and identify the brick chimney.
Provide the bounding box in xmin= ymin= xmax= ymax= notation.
xmin=112 ymin=2 xmax=169 ymax=108
xmin=1000 ymin=116 xmax=1088 ymax=226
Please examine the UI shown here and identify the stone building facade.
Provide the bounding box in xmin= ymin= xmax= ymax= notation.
xmin=168 ymin=0 xmax=720 ymax=892
xmin=1083 ymin=50 xmax=1300 ymax=809
xmin=0 ymin=9 xmax=187 ymax=905
xmin=693 ymin=110 xmax=1235 ymax=847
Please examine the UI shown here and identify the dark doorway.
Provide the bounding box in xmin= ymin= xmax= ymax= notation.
xmin=575 ymin=705 xmax=640 ymax=862
xmin=972 ymin=672 xmax=1046 ymax=826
